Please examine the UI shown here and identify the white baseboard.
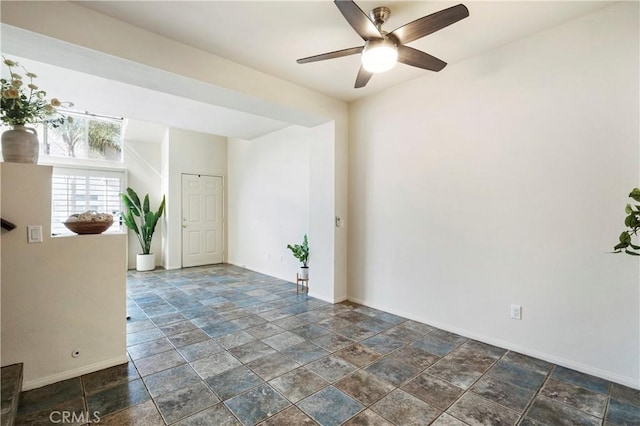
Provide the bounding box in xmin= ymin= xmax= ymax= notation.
xmin=22 ymin=355 xmax=128 ymax=391
xmin=226 ymin=262 xmax=347 ymax=304
xmin=308 ymin=291 xmax=347 ymax=304
xmin=334 ymin=294 xmax=348 ymax=303
xmin=347 ymin=295 xmax=640 ymax=390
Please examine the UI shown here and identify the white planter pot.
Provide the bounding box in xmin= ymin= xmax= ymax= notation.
xmin=300 ymin=266 xmax=309 ymax=280
xmin=136 ymin=254 xmax=155 ymax=272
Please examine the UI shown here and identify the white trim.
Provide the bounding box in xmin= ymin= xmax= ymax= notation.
xmin=124 ymin=144 xmax=161 ymax=178
xmin=347 ymin=295 xmax=640 ymax=390
xmin=21 ymin=355 xmax=128 ymax=391
xmin=52 ymin=166 xmax=126 ymax=178
xmin=162 ymin=265 xmax=182 ymax=271
xmin=308 ymin=292 xmax=347 ymax=304
xmin=39 ymin=156 xmax=126 ymax=170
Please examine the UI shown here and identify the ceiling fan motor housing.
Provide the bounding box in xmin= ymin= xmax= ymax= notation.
xmin=369 ymin=6 xmax=391 ymax=29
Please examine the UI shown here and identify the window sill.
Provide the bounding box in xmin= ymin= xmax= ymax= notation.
xmin=41 ymin=157 xmax=126 ymax=171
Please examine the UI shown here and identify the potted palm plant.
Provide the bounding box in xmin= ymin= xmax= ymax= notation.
xmin=613 ymin=188 xmax=640 ymax=256
xmin=121 ymin=188 xmax=166 ymax=271
xmin=287 ymin=234 xmax=309 ymax=279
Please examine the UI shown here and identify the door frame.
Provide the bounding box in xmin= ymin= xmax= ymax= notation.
xmin=180 ymin=172 xmax=226 ymax=268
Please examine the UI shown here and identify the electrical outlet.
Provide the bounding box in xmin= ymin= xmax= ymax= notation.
xmin=510 ymin=304 xmax=522 ymax=320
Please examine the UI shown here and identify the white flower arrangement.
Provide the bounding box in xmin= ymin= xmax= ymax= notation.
xmin=1 ymin=57 xmax=73 ymax=127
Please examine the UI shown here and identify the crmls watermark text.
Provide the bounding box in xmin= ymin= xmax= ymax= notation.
xmin=49 ymin=411 xmax=101 ymax=423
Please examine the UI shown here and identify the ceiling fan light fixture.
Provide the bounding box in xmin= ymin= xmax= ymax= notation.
xmin=297 ymin=1 xmax=469 ymax=88
xmin=361 ymin=38 xmax=398 ymax=73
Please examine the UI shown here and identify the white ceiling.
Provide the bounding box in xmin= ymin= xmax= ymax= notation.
xmin=73 ymin=0 xmax=616 ymax=102
xmin=2 ymin=1 xmax=617 ymax=140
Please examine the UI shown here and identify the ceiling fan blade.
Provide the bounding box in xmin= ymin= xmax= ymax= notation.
xmin=355 ymin=66 xmax=373 ymax=88
xmin=397 ymin=45 xmax=447 ymax=72
xmin=297 ymin=46 xmax=364 ymax=64
xmin=334 ymin=0 xmax=381 ymax=41
xmin=388 ymin=4 xmax=469 ymax=45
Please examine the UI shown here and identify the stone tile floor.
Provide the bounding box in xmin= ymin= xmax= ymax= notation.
xmin=15 ymin=264 xmax=640 ymax=425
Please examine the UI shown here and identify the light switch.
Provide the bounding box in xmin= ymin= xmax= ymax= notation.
xmin=27 ymin=225 xmax=43 ymax=243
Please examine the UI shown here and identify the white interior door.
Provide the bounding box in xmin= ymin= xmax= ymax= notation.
xmin=182 ymin=174 xmax=223 ymax=267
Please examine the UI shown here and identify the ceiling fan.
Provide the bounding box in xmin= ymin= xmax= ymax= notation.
xmin=297 ymin=0 xmax=469 ymax=88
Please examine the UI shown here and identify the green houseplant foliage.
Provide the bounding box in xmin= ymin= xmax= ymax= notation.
xmin=613 ymin=188 xmax=640 ymax=256
xmin=121 ymin=188 xmax=166 ymax=255
xmin=287 ymin=234 xmax=309 ymax=267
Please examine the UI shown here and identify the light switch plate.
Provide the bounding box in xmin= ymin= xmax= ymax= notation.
xmin=27 ymin=225 xmax=43 ymax=243
xmin=510 ymin=304 xmax=522 ymax=320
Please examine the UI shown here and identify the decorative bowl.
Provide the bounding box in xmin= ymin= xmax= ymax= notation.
xmin=63 ymin=219 xmax=114 ymax=235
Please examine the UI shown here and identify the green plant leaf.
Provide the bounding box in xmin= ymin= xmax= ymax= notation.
xmin=625 ymin=204 xmax=633 ymax=214
xmin=624 ymin=249 xmax=640 ymax=256
xmin=126 ymin=187 xmax=141 ymax=209
xmin=122 ymin=212 xmax=137 ymax=233
xmin=629 ymin=188 xmax=640 ymax=202
xmin=158 ymin=196 xmax=166 ymax=218
xmin=614 ymin=242 xmax=629 ymax=250
xmin=145 ymin=212 xmax=157 ymax=239
xmin=286 ymin=234 xmax=309 ymax=267
xmin=143 ymin=194 xmax=150 ymax=215
xmin=620 ymin=232 xmax=631 ymax=244
xmin=120 ymin=194 xmax=138 ymax=217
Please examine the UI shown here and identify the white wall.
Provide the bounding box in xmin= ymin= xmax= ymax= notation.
xmin=161 ymin=130 xmax=170 ymax=268
xmin=227 ymin=123 xmax=339 ymax=302
xmin=1 ymin=163 xmax=127 ymax=390
xmin=309 ymin=122 xmax=341 ymax=302
xmin=164 ymin=128 xmax=227 ymax=269
xmin=1 ymin=0 xmax=349 ymax=302
xmin=349 ymin=3 xmax=639 ymax=387
xmin=227 ymin=126 xmax=310 ymax=281
xmin=123 ymin=138 xmax=164 ymax=269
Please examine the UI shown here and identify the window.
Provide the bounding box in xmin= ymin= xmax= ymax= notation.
xmin=51 ymin=167 xmax=126 ymax=236
xmin=44 ymin=111 xmax=124 ymax=162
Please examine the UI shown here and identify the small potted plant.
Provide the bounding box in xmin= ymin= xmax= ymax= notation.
xmin=1 ymin=57 xmax=72 ymax=163
xmin=121 ymin=188 xmax=166 ymax=271
xmin=613 ymin=188 xmax=640 ymax=256
xmin=287 ymin=234 xmax=309 ymax=279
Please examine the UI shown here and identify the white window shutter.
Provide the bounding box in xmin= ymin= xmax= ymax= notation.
xmin=51 ymin=167 xmax=125 ymax=235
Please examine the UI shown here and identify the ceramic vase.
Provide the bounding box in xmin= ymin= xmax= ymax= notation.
xmin=1 ymin=125 xmax=39 ymax=164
